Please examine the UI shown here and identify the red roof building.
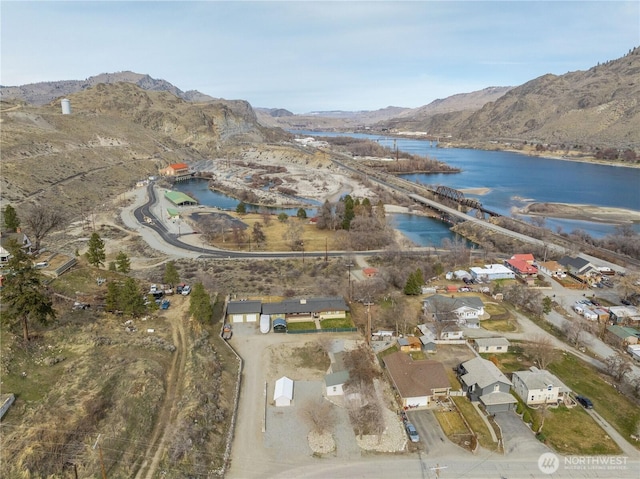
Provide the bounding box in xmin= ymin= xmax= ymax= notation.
xmin=505 ymin=258 xmax=538 ymax=275
xmin=161 ymin=163 xmax=189 ymax=176
xmin=510 ymin=254 xmax=535 ymax=264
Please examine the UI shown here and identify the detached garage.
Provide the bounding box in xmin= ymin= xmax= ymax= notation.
xmin=226 ymin=300 xmax=262 ymax=323
xmin=274 ymin=376 xmax=294 ymax=407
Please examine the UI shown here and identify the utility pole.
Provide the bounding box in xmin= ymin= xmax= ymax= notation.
xmin=347 ymin=263 xmax=353 ymax=302
xmin=325 ymin=237 xmax=328 ymax=263
xmin=364 ymin=301 xmax=373 ymax=345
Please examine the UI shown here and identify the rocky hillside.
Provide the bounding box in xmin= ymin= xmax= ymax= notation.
xmin=0 ymin=83 xmax=289 ymax=212
xmin=0 ymin=71 xmax=216 ymax=105
xmin=383 ymin=48 xmax=640 ymax=149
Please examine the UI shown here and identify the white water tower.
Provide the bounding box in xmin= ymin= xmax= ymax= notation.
xmin=61 ymin=98 xmax=71 ymax=114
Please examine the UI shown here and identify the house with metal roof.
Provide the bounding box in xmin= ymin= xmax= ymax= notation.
xmin=512 ymin=366 xmax=571 ymax=406
xmin=457 ymin=357 xmax=516 ymax=413
xmin=470 ymin=264 xmax=515 ymax=282
xmin=606 ymin=325 xmax=640 ymax=347
xmin=382 ymin=352 xmax=450 ymax=408
xmin=164 ymin=190 xmax=197 ymax=206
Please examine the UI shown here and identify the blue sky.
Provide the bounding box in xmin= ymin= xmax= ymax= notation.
xmin=2 ymin=1 xmax=639 ymax=113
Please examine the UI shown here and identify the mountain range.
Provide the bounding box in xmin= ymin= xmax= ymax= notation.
xmin=1 ymin=48 xmax=638 ymax=212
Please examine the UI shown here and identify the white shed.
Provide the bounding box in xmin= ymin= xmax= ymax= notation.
xmin=274 ymin=376 xmax=294 ymax=407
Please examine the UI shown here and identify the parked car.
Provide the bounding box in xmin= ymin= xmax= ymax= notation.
xmin=405 ymin=423 xmax=420 ymax=443
xmin=176 ymin=283 xmax=186 ymax=294
xmin=576 ymin=395 xmax=593 ymax=409
xmin=181 ymin=285 xmax=191 ymax=296
xmin=621 ymin=298 xmax=632 ymax=306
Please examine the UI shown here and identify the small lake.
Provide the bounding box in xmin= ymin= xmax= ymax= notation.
xmin=172 ymin=179 xmax=461 ymax=247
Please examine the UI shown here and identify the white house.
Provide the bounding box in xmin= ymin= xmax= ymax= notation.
xmin=274 ymin=376 xmax=294 ymax=407
xmin=628 ymin=344 xmax=640 ymax=362
xmin=325 ymin=370 xmax=349 ymax=396
xmin=474 ymin=337 xmax=510 ymax=354
xmin=422 ymin=295 xmax=485 ymax=324
xmin=470 ymin=264 xmax=515 ymax=282
xmin=512 ymin=367 xmax=571 ymax=406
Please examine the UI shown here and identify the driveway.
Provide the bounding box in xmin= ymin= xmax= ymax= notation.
xmin=406 ymin=409 xmax=464 ymax=456
xmin=494 ymin=410 xmax=549 ymax=458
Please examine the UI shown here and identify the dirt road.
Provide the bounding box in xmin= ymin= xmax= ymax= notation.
xmin=133 ymin=300 xmax=189 ymax=479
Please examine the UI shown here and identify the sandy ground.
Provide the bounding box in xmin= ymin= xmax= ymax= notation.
xmin=519 ymin=202 xmax=640 ymax=224
xmin=199 ymin=152 xmax=376 ymax=208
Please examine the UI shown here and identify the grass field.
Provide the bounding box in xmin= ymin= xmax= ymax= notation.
xmin=451 ymin=396 xmax=500 ymax=452
xmin=548 ymin=353 xmax=640 ymax=449
xmin=286 ymin=321 xmax=317 ymax=331
xmin=541 ymin=405 xmax=621 ymax=455
xmin=205 ymin=212 xmax=337 ymax=253
xmin=320 ymin=317 xmax=354 ymax=329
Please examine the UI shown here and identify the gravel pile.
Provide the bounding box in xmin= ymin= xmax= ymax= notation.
xmin=308 ymin=431 xmax=336 ymax=454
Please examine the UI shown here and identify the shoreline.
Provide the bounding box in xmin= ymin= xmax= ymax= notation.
xmin=518 ymin=202 xmax=640 ymax=224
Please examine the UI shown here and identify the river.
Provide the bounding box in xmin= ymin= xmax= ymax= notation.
xmin=291 ymin=130 xmax=640 ymax=238
xmin=174 ymin=132 xmax=639 ymax=247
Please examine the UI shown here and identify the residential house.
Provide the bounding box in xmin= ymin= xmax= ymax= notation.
xmin=512 ymin=367 xmax=571 ymax=406
xmin=274 ymin=376 xmax=294 ymax=407
xmin=325 ymin=370 xmax=350 ymax=397
xmin=504 ymin=256 xmax=538 ymax=279
xmin=422 ymin=294 xmax=485 ymax=326
xmin=362 ymin=267 xmax=378 ymax=278
xmin=457 ymin=357 xmax=516 ymax=413
xmin=226 ymin=300 xmax=262 ymax=323
xmin=262 ymin=297 xmax=349 ymax=323
xmin=606 ymin=325 xmax=640 ymax=348
xmin=558 ymin=256 xmax=599 ymax=279
xmin=511 ymin=253 xmax=535 ymax=265
xmin=398 ymin=336 xmax=422 ymax=353
xmin=474 ymin=337 xmax=510 ymax=354
xmin=161 ymin=162 xmax=190 ymax=176
xmin=470 ymin=264 xmax=515 ymax=282
xmin=0 ymin=231 xmax=33 ymax=265
xmin=538 ymin=260 xmax=564 ymax=277
xmin=382 ymin=352 xmax=451 ymax=408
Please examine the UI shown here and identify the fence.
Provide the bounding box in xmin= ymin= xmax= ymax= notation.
xmin=287 ymin=327 xmax=358 ymax=335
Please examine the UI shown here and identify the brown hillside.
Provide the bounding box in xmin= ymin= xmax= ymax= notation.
xmin=0 ymin=83 xmax=288 ymax=211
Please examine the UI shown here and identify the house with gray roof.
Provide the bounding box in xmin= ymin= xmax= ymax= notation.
xmin=226 ymin=300 xmax=262 ymax=323
xmin=262 ymin=297 xmax=348 ymax=323
xmin=512 ymin=367 xmax=571 ymax=406
xmin=474 ymin=337 xmax=510 ymax=354
xmin=457 ymin=357 xmax=516 ymax=413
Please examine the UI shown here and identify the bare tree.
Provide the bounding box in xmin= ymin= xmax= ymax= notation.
xmin=563 ymin=319 xmax=588 ymax=349
xmin=23 ymin=204 xmax=64 ymax=251
xmin=344 ymin=344 xmax=381 ymax=389
xmin=524 ymin=334 xmax=558 ymax=370
xmin=604 ymin=355 xmax=633 ymax=383
xmin=282 ymin=220 xmax=303 ymax=251
xmin=298 ymin=399 xmax=335 ymax=434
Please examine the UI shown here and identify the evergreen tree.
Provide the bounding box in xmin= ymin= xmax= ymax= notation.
xmin=163 ymin=261 xmax=180 ymax=287
xmin=0 ymin=241 xmax=55 ymax=341
xmin=120 ymin=277 xmax=146 ymax=317
xmin=86 ymin=232 xmax=106 ymax=268
xmin=115 ymin=251 xmax=131 ymax=273
xmin=296 ymin=208 xmax=307 ymax=219
xmin=403 ymin=269 xmax=423 ymax=295
xmin=236 ymin=201 xmax=247 ymax=214
xmin=341 ymin=195 xmax=355 ymax=230
xmin=105 ymin=282 xmax=121 ymax=312
xmin=189 ymin=283 xmax=213 ymax=323
xmin=278 ymin=212 xmax=288 ymax=223
xmin=2 ymin=204 xmax=20 ymax=231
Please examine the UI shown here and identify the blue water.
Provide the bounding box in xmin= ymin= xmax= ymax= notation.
xmin=291 ymin=130 xmax=640 ymax=238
